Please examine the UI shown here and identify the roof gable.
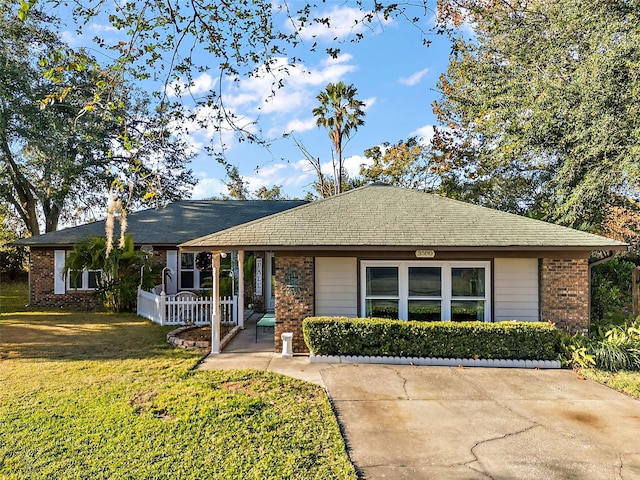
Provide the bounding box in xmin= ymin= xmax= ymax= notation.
xmin=180 ymin=185 xmax=627 ymax=251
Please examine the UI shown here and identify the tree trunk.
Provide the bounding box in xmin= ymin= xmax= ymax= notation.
xmin=0 ymin=135 xmax=41 ymax=236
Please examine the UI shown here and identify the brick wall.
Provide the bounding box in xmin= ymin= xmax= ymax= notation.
xmin=540 ymin=258 xmax=589 ymax=334
xmin=274 ymin=256 xmax=314 ymax=353
xmin=29 ymin=247 xmax=171 ymax=310
xmin=29 ymin=248 xmax=102 ymax=309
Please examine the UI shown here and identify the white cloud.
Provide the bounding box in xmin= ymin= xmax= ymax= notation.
xmin=166 ymin=50 xmax=361 ymax=164
xmin=343 ymin=154 xmax=372 ymax=177
xmin=225 ymin=54 xmax=356 ymax=116
xmin=166 ymin=73 xmax=218 ymax=98
xmin=411 ymin=124 xmax=438 ymax=144
xmin=295 ymin=5 xmax=393 ymax=41
xmin=282 ymin=117 xmax=317 ymax=134
xmin=318 ymin=154 xmax=372 ymax=179
xmin=399 ymin=68 xmax=430 ymax=86
xmin=188 ymin=73 xmax=216 ymax=96
xmin=191 ymin=177 xmax=226 ymax=199
xmin=362 ymin=96 xmax=376 ymax=112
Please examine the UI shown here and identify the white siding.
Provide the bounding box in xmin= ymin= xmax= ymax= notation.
xmin=315 ymin=257 xmax=358 ymax=317
xmin=494 ymin=258 xmax=539 ymax=321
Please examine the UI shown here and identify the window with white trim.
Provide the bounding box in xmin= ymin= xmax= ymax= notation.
xmin=362 ymin=261 xmax=491 ymax=322
xmin=179 ymin=252 xmax=213 ymax=290
xmin=67 ymin=268 xmax=102 ymax=290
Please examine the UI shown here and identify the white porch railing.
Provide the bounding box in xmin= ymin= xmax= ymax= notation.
xmin=137 ymin=289 xmax=238 ymax=326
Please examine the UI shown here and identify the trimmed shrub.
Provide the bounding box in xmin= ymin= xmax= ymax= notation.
xmin=302 ymin=317 xmax=562 ymax=361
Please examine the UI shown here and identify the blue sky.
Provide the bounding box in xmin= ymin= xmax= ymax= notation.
xmin=59 ymin=2 xmax=455 ymax=200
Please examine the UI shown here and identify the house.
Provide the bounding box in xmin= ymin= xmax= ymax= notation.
xmin=13 ymin=200 xmax=306 ymax=309
xmin=179 ymin=184 xmax=628 ymax=354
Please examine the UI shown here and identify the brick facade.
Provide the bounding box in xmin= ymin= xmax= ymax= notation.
xmin=28 ymin=247 xmax=171 ymax=310
xmin=29 ymin=248 xmax=102 ymax=309
xmin=540 ymin=258 xmax=589 ymax=334
xmin=274 ymin=256 xmax=314 ymax=353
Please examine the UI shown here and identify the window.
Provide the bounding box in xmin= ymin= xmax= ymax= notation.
xmin=364 ymin=266 xmax=399 ymax=319
xmin=179 ymin=252 xmax=214 ymax=290
xmin=451 ymin=267 xmax=486 ymax=321
xmin=408 ymin=266 xmax=442 ymax=321
xmin=361 ymin=261 xmax=491 ymax=322
xmin=67 ymin=268 xmax=102 ymax=290
xmin=180 ymin=253 xmax=195 ymax=289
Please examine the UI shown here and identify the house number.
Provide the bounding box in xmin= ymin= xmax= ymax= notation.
xmin=415 ymin=250 xmax=435 ymax=258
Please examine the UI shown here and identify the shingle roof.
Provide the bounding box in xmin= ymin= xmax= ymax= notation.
xmin=14 ymin=200 xmax=307 ymax=247
xmin=180 ymin=184 xmax=627 ymax=251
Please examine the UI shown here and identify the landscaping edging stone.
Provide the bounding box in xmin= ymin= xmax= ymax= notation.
xmin=309 ymin=354 xmax=561 ymax=369
xmin=167 ymin=325 xmax=241 ymax=350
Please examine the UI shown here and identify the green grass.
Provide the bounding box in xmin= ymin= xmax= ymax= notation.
xmin=0 ymin=282 xmax=356 ymax=479
xmin=0 ymin=279 xmax=30 ymax=312
xmin=581 ymin=369 xmax=640 ymax=399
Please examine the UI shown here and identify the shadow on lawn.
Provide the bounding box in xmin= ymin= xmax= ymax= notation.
xmin=0 ymin=311 xmax=186 ymax=361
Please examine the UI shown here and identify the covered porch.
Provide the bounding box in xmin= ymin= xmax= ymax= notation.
xmin=171 ymin=248 xmax=280 ymax=354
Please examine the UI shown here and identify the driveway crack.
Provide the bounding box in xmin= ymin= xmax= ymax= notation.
xmin=383 ymin=366 xmax=410 ymax=399
xmin=617 ymin=452 xmax=624 ymax=480
xmin=464 ymin=424 xmax=540 ymax=479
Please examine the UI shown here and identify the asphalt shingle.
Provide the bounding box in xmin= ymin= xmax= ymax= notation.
xmin=180 ymin=184 xmax=627 ymax=250
xmin=14 ymin=200 xmax=307 ymax=247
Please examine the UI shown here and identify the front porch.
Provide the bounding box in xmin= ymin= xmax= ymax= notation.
xmin=137 ymin=249 xmax=283 ymax=354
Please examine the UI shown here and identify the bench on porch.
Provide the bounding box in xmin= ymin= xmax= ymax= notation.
xmin=255 ymin=313 xmax=275 ymax=342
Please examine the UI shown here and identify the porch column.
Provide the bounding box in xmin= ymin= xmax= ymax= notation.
xmin=211 ymin=251 xmax=222 ymax=354
xmin=238 ymin=250 xmax=245 ymax=329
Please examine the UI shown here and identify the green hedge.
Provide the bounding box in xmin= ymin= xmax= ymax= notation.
xmin=302 ymin=317 xmax=562 ymax=361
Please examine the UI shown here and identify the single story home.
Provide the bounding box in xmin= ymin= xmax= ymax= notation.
xmin=13 ymin=200 xmax=306 ymax=309
xmin=179 ymin=184 xmax=628 ymax=354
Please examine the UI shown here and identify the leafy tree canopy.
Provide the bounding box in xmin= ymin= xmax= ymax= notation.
xmin=14 ymin=2 xmax=434 ymax=155
xmin=361 ymin=137 xmax=439 ymax=190
xmin=432 ymin=0 xmax=640 ymax=230
xmin=0 ymin=6 xmax=196 ymax=235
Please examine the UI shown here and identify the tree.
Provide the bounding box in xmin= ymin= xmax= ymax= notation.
xmin=222 ymin=165 xmax=249 ymax=200
xmin=254 ymin=185 xmax=286 ymax=200
xmin=222 ymin=163 xmax=288 ymax=200
xmin=64 ymin=235 xmax=153 ymax=312
xmin=0 ymin=204 xmax=27 ymax=280
xmin=361 ymin=137 xmax=440 ymax=190
xmin=432 ymin=0 xmax=640 ymax=230
xmin=313 ymin=82 xmax=366 ymax=194
xmin=0 ymin=8 xmax=196 ymax=236
xmin=17 ymin=1 xmax=430 ymax=120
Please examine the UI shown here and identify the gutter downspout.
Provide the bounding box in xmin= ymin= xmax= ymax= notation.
xmin=588 ymin=250 xmax=617 ymax=332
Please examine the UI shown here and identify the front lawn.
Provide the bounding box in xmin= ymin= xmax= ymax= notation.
xmin=0 ymin=282 xmax=356 ymax=479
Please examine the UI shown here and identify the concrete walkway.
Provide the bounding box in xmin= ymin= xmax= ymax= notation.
xmin=197 ymin=318 xmax=640 ymax=479
xmin=197 ymin=314 xmax=335 ymax=386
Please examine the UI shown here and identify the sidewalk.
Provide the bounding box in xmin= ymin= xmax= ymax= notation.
xmin=196 ymin=314 xmax=335 ymax=387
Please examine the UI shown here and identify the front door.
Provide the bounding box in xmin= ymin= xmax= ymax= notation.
xmin=266 ymin=252 xmax=275 ymax=311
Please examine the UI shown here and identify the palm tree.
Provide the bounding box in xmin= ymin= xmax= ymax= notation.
xmin=312 ymin=82 xmax=365 ymax=194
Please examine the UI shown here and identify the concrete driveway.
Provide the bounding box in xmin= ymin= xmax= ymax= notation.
xmin=321 ymin=365 xmax=640 ymax=480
